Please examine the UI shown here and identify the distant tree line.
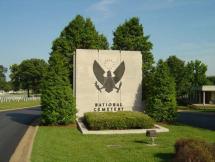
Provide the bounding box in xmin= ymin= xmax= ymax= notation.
xmin=166 ymin=56 xmax=208 ymax=100
xmin=207 ymin=76 xmax=215 ymax=85
xmin=1 ymin=15 xmax=213 ymax=124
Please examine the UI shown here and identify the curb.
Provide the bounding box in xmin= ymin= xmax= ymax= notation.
xmin=9 ymin=120 xmax=39 ymax=162
xmin=0 ymin=105 xmax=41 ymax=112
xmin=76 ymin=119 xmax=169 ymax=135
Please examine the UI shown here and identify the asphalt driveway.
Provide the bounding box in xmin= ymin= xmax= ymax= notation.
xmin=0 ymin=107 xmax=41 ymax=162
xmin=177 ymin=111 xmax=215 ymax=130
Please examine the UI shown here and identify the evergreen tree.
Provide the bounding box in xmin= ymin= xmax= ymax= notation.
xmin=41 ymin=53 xmax=76 ymax=125
xmin=51 ymin=15 xmax=109 ymax=84
xmin=112 ymin=17 xmax=154 ymax=102
xmin=145 ymin=60 xmax=177 ymax=122
xmin=112 ymin=17 xmax=154 ymax=72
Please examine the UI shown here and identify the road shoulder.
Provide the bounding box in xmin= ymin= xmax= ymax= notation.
xmin=9 ymin=121 xmax=39 ymax=162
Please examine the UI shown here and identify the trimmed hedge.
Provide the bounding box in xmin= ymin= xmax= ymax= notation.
xmin=84 ymin=111 xmax=155 ymax=130
xmin=173 ymin=139 xmax=215 ymax=162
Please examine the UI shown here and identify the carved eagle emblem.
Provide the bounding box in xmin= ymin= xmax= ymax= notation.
xmin=93 ymin=60 xmax=125 ymax=93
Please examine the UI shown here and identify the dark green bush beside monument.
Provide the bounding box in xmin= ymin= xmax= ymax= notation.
xmin=145 ymin=60 xmax=177 ymax=122
xmin=84 ymin=111 xmax=155 ymax=130
xmin=41 ymin=53 xmax=76 ymax=125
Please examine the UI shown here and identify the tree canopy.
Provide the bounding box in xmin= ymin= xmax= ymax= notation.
xmin=186 ymin=60 xmax=208 ymax=88
xmin=10 ymin=59 xmax=48 ymax=96
xmin=51 ymin=15 xmax=109 ymax=83
xmin=166 ymin=56 xmax=191 ymax=98
xmin=0 ymin=65 xmax=7 ymax=90
xmin=207 ymin=76 xmax=215 ymax=85
xmin=112 ymin=17 xmax=154 ymax=72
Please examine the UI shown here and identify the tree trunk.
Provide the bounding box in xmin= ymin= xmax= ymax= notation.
xmin=27 ymin=89 xmax=30 ymax=97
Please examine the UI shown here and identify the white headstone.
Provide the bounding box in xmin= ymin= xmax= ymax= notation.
xmin=74 ymin=49 xmax=143 ymax=117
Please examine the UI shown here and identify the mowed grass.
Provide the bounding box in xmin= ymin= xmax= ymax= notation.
xmin=0 ymin=100 xmax=40 ymax=110
xmin=31 ymin=124 xmax=215 ymax=162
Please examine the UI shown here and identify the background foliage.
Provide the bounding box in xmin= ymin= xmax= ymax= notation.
xmin=10 ymin=59 xmax=48 ymax=96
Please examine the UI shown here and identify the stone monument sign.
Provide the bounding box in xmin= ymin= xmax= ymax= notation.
xmin=74 ymin=49 xmax=142 ymax=117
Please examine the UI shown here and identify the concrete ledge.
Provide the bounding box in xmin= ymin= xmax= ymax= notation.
xmin=76 ymin=119 xmax=169 ymax=135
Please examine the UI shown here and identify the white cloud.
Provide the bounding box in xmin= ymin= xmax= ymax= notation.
xmin=88 ymin=0 xmax=116 ymax=17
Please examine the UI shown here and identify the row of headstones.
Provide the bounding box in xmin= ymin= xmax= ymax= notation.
xmin=0 ymin=96 xmax=40 ymax=103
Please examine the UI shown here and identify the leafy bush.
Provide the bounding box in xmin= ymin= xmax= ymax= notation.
xmin=173 ymin=138 xmax=215 ymax=162
xmin=41 ymin=53 xmax=76 ymax=125
xmin=145 ymin=60 xmax=177 ymax=122
xmin=84 ymin=111 xmax=155 ymax=130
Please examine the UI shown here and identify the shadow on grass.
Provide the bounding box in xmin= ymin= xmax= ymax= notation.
xmin=134 ymin=140 xmax=148 ymax=144
xmin=154 ymin=153 xmax=174 ymax=162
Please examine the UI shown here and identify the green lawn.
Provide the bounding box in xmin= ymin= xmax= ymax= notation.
xmin=31 ymin=124 xmax=215 ymax=162
xmin=0 ymin=100 xmax=40 ymax=111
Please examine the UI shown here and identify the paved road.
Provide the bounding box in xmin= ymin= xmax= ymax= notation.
xmin=177 ymin=111 xmax=215 ymax=130
xmin=0 ymin=107 xmax=41 ymax=162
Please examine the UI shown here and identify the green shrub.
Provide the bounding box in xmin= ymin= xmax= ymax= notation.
xmin=41 ymin=53 xmax=76 ymax=125
xmin=84 ymin=111 xmax=155 ymax=130
xmin=145 ymin=60 xmax=177 ymax=122
xmin=173 ymin=139 xmax=215 ymax=162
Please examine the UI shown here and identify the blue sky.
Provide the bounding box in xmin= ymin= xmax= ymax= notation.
xmin=0 ymin=0 xmax=215 ymax=79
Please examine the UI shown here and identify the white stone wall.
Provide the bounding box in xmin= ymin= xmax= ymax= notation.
xmin=74 ymin=49 xmax=143 ymax=117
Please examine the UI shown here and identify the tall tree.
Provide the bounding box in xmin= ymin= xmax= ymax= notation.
xmin=145 ymin=60 xmax=177 ymax=122
xmin=166 ymin=56 xmax=191 ymax=98
xmin=186 ymin=60 xmax=207 ymax=88
xmin=41 ymin=52 xmax=76 ymax=125
xmin=10 ymin=64 xmax=21 ymax=91
xmin=0 ymin=65 xmax=7 ymax=90
xmin=112 ymin=17 xmax=154 ymax=72
xmin=51 ymin=15 xmax=109 ymax=84
xmin=10 ymin=59 xmax=48 ymax=96
xmin=112 ymin=17 xmax=154 ymax=102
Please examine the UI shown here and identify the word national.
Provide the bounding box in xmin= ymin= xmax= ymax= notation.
xmin=94 ymin=102 xmax=124 ymax=112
